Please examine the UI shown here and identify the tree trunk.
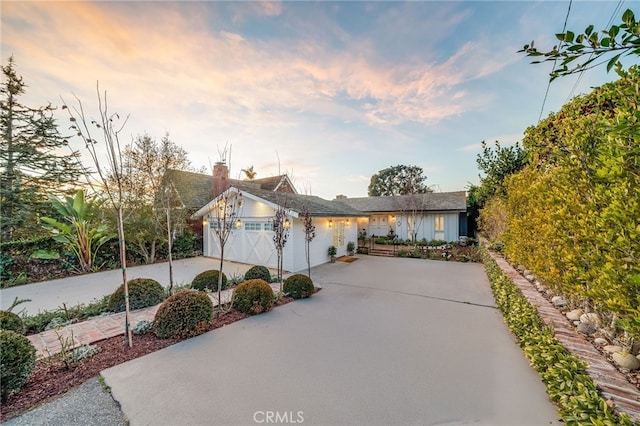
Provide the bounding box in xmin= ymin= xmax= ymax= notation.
xmin=217 ymin=245 xmax=224 ymax=314
xmin=117 ymin=207 xmax=133 ymax=347
xmin=166 ymin=204 xmax=174 ymax=296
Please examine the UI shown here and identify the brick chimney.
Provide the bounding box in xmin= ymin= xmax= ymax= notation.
xmin=335 ymin=194 xmax=347 ymax=200
xmin=213 ymin=161 xmax=229 ymax=197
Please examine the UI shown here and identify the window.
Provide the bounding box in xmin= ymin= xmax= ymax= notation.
xmin=244 ymin=222 xmax=262 ymax=231
xmin=333 ymin=220 xmax=345 ymax=247
xmin=208 ymin=221 xmax=219 ymax=230
xmin=264 ymin=222 xmax=273 ymax=231
xmin=434 ymin=215 xmax=445 ymax=240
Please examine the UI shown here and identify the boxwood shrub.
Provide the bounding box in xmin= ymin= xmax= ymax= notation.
xmin=0 ymin=330 xmax=36 ymax=401
xmin=283 ymin=274 xmax=314 ymax=299
xmin=108 ymin=278 xmax=165 ymax=313
xmin=243 ymin=265 xmax=271 ymax=283
xmin=0 ymin=311 xmax=26 ymax=334
xmin=191 ymin=270 xmax=228 ymax=292
xmin=232 ymin=279 xmax=274 ymax=315
xmin=153 ymin=290 xmax=213 ymax=339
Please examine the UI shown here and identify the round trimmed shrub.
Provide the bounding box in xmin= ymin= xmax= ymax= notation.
xmin=0 ymin=311 xmax=25 ymax=334
xmin=191 ymin=270 xmax=228 ymax=292
xmin=108 ymin=278 xmax=165 ymax=313
xmin=243 ymin=265 xmax=271 ymax=282
xmin=232 ymin=279 xmax=274 ymax=315
xmin=283 ymin=274 xmax=314 ymax=299
xmin=1 ymin=330 xmax=36 ymax=401
xmin=153 ymin=290 xmax=213 ymax=339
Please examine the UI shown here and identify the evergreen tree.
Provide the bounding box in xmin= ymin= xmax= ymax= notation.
xmin=0 ymin=56 xmax=83 ymax=240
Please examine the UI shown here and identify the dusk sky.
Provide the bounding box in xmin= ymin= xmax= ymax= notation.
xmin=2 ymin=1 xmax=632 ymax=200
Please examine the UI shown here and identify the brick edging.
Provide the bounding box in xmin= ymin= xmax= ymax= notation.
xmin=487 ymin=250 xmax=640 ymax=422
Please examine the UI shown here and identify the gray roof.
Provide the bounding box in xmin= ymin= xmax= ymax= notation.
xmin=339 ymin=191 xmax=467 ymax=213
xmin=238 ymin=188 xmax=363 ymax=217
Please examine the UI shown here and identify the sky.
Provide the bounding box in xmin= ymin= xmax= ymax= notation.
xmin=1 ymin=1 xmax=634 ymax=200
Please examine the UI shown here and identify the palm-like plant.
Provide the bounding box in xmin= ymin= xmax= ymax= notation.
xmin=41 ymin=190 xmax=115 ymax=272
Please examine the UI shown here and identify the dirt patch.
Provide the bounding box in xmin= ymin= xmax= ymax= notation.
xmin=1 ymin=297 xmax=293 ymax=421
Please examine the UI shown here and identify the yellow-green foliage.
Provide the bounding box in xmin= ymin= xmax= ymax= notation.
xmin=503 ymin=65 xmax=640 ymax=338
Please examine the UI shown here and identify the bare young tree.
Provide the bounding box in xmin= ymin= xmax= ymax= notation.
xmin=300 ymin=205 xmax=315 ymax=278
xmin=61 ymin=85 xmax=133 ymax=347
xmin=210 ymin=188 xmax=243 ymax=312
xmin=272 ymin=201 xmax=290 ymax=293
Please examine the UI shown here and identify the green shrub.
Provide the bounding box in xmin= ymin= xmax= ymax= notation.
xmin=153 ymin=290 xmax=213 ymax=339
xmin=243 ymin=265 xmax=271 ymax=282
xmin=0 ymin=330 xmax=36 ymax=401
xmin=283 ymin=274 xmax=314 ymax=299
xmin=0 ymin=310 xmax=25 ymax=334
xmin=108 ymin=278 xmax=165 ymax=313
xmin=191 ymin=270 xmax=228 ymax=292
xmin=232 ymin=279 xmax=274 ymax=315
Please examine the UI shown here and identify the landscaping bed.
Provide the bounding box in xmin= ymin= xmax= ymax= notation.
xmin=1 ymin=298 xmax=293 ymax=422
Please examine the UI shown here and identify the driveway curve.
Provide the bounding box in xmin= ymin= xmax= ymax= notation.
xmin=102 ymin=256 xmax=560 ymax=425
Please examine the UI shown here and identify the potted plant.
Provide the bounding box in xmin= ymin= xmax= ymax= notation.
xmin=346 ymin=241 xmax=355 ymax=256
xmin=328 ymin=246 xmax=337 ymax=263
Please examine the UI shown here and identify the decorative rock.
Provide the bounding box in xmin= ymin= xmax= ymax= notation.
xmin=523 ymin=269 xmax=531 ymax=276
xmin=577 ymin=321 xmax=597 ymax=335
xmin=579 ymin=313 xmax=601 ymax=326
xmin=551 ymin=296 xmax=568 ymax=308
xmin=594 ymin=337 xmax=608 ymax=346
xmin=524 ymin=274 xmax=535 ymax=282
xmin=603 ymin=345 xmax=624 ymax=354
xmin=573 ymin=321 xmax=580 ymax=326
xmin=566 ymin=309 xmax=583 ymax=321
xmin=612 ymin=352 xmax=640 ymax=370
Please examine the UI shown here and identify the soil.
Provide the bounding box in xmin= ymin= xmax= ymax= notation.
xmin=1 ymin=297 xmax=294 ymax=422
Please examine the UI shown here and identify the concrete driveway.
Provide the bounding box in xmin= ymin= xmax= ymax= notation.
xmin=102 ymin=256 xmax=560 ymax=425
xmin=1 ymin=257 xmax=263 ymax=315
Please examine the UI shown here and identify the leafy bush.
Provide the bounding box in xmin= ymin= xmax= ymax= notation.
xmin=232 ymin=279 xmax=274 ymax=315
xmin=108 ymin=278 xmax=165 ymax=313
xmin=23 ymin=296 xmax=111 ymax=335
xmin=0 ymin=330 xmax=36 ymax=401
xmin=243 ymin=265 xmax=271 ymax=282
xmin=283 ymin=274 xmax=314 ymax=299
xmin=483 ymin=249 xmax=632 ymax=424
xmin=346 ymin=241 xmax=355 ymax=254
xmin=70 ymin=344 xmax=98 ymax=362
xmin=0 ymin=311 xmax=25 ymax=334
xmin=191 ymin=270 xmax=228 ymax=292
xmin=132 ymin=320 xmax=153 ymax=335
xmin=153 ymin=290 xmax=213 ymax=339
xmin=502 ymin=66 xmax=640 ymax=340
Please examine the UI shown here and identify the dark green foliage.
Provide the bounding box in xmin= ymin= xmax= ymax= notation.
xmin=191 ymin=270 xmax=228 ymax=292
xmin=243 ymin=265 xmax=271 ymax=282
xmin=231 ymin=279 xmax=274 ymax=315
xmin=22 ymin=296 xmax=111 ymax=334
xmin=283 ymin=274 xmax=314 ymax=299
xmin=153 ymin=290 xmax=213 ymax=339
xmin=368 ymin=165 xmax=432 ymax=196
xmin=0 ymin=330 xmax=36 ymax=401
xmin=108 ymin=278 xmax=165 ymax=313
xmin=0 ymin=310 xmax=25 ymax=334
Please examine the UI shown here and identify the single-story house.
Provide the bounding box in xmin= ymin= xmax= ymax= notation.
xmin=337 ymin=192 xmax=468 ymax=242
xmin=168 ymin=163 xmax=468 ymax=273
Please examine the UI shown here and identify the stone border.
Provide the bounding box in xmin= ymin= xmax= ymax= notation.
xmin=487 ymin=250 xmax=640 ymax=422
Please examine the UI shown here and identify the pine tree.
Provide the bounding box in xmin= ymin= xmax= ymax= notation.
xmin=0 ymin=56 xmax=83 ymax=241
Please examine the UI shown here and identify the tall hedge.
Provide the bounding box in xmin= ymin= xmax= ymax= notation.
xmin=502 ymin=65 xmax=640 ymax=338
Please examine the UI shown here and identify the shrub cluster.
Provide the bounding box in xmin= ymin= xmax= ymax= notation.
xmin=283 ymin=274 xmax=314 ymax=299
xmin=108 ymin=278 xmax=165 ymax=313
xmin=0 ymin=310 xmax=26 ymax=334
xmin=243 ymin=265 xmax=271 ymax=282
xmin=191 ymin=270 xmax=228 ymax=292
xmin=153 ymin=290 xmax=213 ymax=339
xmin=483 ymin=248 xmax=632 ymax=424
xmin=0 ymin=330 xmax=36 ymax=401
xmin=232 ymin=279 xmax=274 ymax=315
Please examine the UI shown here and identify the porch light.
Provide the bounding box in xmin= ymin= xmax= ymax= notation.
xmin=328 ymin=219 xmax=333 ymax=228
xmin=345 ymin=219 xmax=350 ymax=226
xmin=236 ymin=218 xmax=242 ymax=229
xmin=284 ymin=218 xmax=291 ymax=229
